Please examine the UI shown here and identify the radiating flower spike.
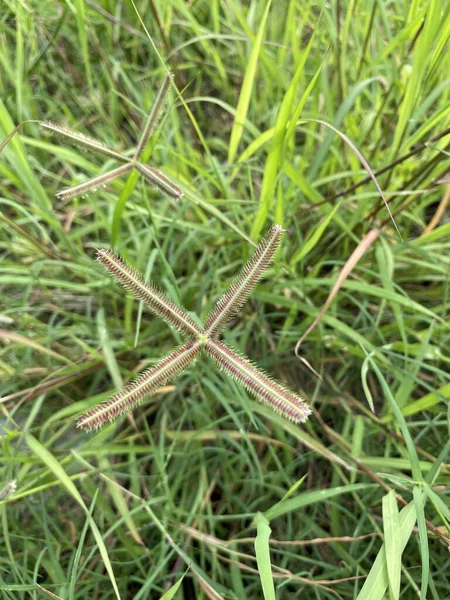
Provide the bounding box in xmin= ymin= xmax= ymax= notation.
xmin=96 ymin=250 xmax=202 ymax=338
xmin=205 ymin=224 xmax=285 ymax=337
xmin=56 ymin=164 xmax=133 ymax=200
xmin=204 ymin=340 xmax=311 ymax=423
xmin=41 ymin=121 xmax=128 ymax=163
xmin=134 ymin=71 xmax=174 ymax=160
xmin=78 ymin=341 xmax=201 ymax=430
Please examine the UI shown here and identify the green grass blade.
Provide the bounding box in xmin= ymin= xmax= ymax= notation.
xmin=356 ymin=502 xmax=417 ymax=600
xmin=382 ymin=490 xmax=401 ymax=600
xmin=253 ymin=512 xmax=276 ymax=600
xmin=264 ymin=483 xmax=372 ymax=521
xmin=228 ymin=0 xmax=272 ymax=163
xmin=25 ymin=434 xmax=121 ymax=600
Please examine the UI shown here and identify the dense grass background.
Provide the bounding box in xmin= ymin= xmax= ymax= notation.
xmin=1 ymin=1 xmax=449 ymax=598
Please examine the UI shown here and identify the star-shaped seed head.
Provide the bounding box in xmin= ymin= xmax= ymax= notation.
xmin=78 ymin=225 xmax=311 ymax=430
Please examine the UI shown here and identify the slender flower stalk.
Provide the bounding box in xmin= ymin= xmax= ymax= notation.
xmin=78 ymin=225 xmax=310 ymax=430
xmin=134 ymin=72 xmax=173 ymax=160
xmin=56 ymin=164 xmax=133 ymax=200
xmin=97 ymin=250 xmax=202 ymax=337
xmin=78 ymin=341 xmax=201 ymax=430
xmin=205 ymin=224 xmax=285 ymax=336
xmin=203 ymin=340 xmax=311 ymax=423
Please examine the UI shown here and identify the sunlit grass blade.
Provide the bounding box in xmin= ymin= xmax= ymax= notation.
xmin=78 ymin=341 xmax=200 ymax=430
xmin=135 ymin=163 xmax=183 ymax=199
xmin=204 ymin=339 xmax=311 ymax=423
xmin=205 ymin=224 xmax=285 ymax=336
xmin=254 ymin=512 xmax=276 ymax=600
xmin=97 ymin=250 xmax=201 ymax=337
xmin=382 ymin=490 xmax=401 ymax=599
xmin=134 ymin=71 xmax=173 ymax=160
xmin=228 ymin=0 xmax=272 ymax=163
xmin=41 ymin=121 xmax=128 ymax=163
xmin=55 ymin=164 xmax=133 ymax=200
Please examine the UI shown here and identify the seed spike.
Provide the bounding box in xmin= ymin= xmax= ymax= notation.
xmin=134 ymin=72 xmax=174 ymax=161
xmin=204 ymin=340 xmax=311 ymax=423
xmin=135 ymin=163 xmax=183 ymax=199
xmin=41 ymin=121 xmax=128 ymax=163
xmin=96 ymin=250 xmax=202 ymax=338
xmin=205 ymin=225 xmax=285 ymax=337
xmin=56 ymin=164 xmax=133 ymax=200
xmin=78 ymin=341 xmax=200 ymax=430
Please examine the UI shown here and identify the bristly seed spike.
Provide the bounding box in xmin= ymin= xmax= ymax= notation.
xmin=78 ymin=341 xmax=200 ymax=430
xmin=203 ymin=339 xmax=311 ymax=424
xmin=96 ymin=249 xmax=202 ymax=338
xmin=205 ymin=224 xmax=285 ymax=337
xmin=134 ymin=71 xmax=174 ymax=161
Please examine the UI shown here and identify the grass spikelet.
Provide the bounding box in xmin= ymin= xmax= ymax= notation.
xmin=205 ymin=224 xmax=285 ymax=336
xmin=96 ymin=249 xmax=201 ymax=337
xmin=135 ymin=163 xmax=183 ymax=199
xmin=0 ymin=479 xmax=17 ymax=501
xmin=41 ymin=121 xmax=127 ymax=162
xmin=134 ymin=72 xmax=174 ymax=160
xmin=204 ymin=340 xmax=311 ymax=423
xmin=56 ymin=164 xmax=133 ymax=200
xmin=78 ymin=341 xmax=201 ymax=430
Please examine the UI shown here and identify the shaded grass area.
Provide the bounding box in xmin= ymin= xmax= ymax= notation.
xmin=1 ymin=1 xmax=449 ymax=598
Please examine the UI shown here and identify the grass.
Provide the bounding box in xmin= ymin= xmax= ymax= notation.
xmin=0 ymin=1 xmax=449 ymax=598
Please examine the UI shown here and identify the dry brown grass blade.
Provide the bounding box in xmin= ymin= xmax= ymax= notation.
xmin=421 ymin=183 xmax=450 ymax=236
xmin=295 ymin=228 xmax=380 ymax=359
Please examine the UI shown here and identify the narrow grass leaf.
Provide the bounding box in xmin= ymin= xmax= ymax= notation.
xmin=78 ymin=341 xmax=200 ymax=430
xmin=56 ymin=164 xmax=133 ymax=200
xmin=159 ymin=573 xmax=187 ymax=600
xmin=254 ymin=513 xmax=276 ymax=600
xmin=368 ymin=356 xmax=423 ymax=483
xmin=68 ymin=490 xmax=98 ymax=600
xmin=205 ymin=224 xmax=285 ymax=336
xmin=413 ymin=487 xmax=430 ymax=600
xmin=134 ymin=71 xmax=173 ymax=160
xmin=264 ymin=483 xmax=372 ymax=521
xmin=228 ymin=0 xmax=272 ymax=163
xmin=291 ymin=200 xmax=343 ymax=264
xmin=204 ymin=340 xmax=311 ymax=424
xmin=97 ymin=249 xmax=201 ymax=337
xmin=382 ymin=490 xmax=401 ymax=600
xmin=25 ymin=434 xmax=121 ymax=600
xmin=356 ymin=502 xmax=416 ymax=600
xmin=251 ymin=23 xmax=321 ymax=239
xmin=135 ymin=163 xmax=183 ymax=199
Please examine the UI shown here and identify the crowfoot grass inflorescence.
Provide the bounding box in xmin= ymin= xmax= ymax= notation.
xmin=1 ymin=73 xmax=182 ymax=200
xmin=78 ymin=225 xmax=311 ymax=430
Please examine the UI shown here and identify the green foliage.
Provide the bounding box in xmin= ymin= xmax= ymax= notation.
xmin=0 ymin=0 xmax=449 ymax=598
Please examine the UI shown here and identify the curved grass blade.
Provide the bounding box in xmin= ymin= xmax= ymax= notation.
xmin=204 ymin=339 xmax=310 ymax=424
xmin=56 ymin=163 xmax=133 ymax=200
xmin=97 ymin=250 xmax=202 ymax=337
xmin=134 ymin=71 xmax=173 ymax=160
xmin=41 ymin=121 xmax=128 ymax=163
xmin=205 ymin=224 xmax=285 ymax=337
xmin=78 ymin=341 xmax=200 ymax=430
